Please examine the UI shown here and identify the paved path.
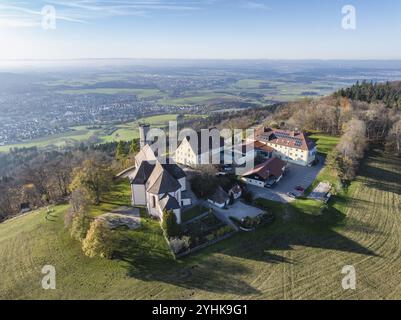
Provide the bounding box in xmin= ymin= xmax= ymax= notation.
xmin=247 ymin=158 xmax=324 ymax=203
xmin=99 ymin=206 xmax=141 ymax=230
xmin=203 ymin=200 xmax=264 ymax=230
xmin=203 ymin=201 xmax=238 ymax=230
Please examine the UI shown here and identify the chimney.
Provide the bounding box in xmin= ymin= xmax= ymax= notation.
xmin=139 ymin=123 xmax=150 ymax=149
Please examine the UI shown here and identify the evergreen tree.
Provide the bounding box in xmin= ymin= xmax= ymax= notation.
xmin=115 ymin=141 xmax=127 ymax=160
xmin=161 ymin=209 xmax=181 ymax=238
xmin=129 ymin=139 xmax=139 ymax=154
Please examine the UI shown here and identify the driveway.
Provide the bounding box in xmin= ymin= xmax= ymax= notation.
xmin=204 ymin=200 xmax=264 ymax=229
xmin=247 ymin=158 xmax=324 ymax=203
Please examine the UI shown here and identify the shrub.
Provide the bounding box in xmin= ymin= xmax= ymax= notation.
xmin=189 ymin=236 xmax=200 ymax=248
xmin=161 ymin=209 xmax=181 ymax=239
xmin=169 ymin=236 xmax=190 ymax=254
xmin=242 ymin=216 xmax=261 ymax=229
xmin=65 ymin=187 xmax=90 ymax=230
xmin=206 ymin=233 xmax=215 ymax=242
xmin=214 ymin=225 xmax=233 ymax=238
xmin=70 ymin=209 xmax=90 ymax=242
xmin=82 ymin=219 xmax=114 ymax=258
xmin=241 ymin=190 xmax=253 ymax=203
xmin=230 ymin=213 xmax=273 ymax=230
xmin=189 ymin=167 xmax=219 ymax=199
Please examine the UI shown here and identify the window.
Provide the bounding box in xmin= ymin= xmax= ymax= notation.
xmin=151 ymin=196 xmax=156 ymax=208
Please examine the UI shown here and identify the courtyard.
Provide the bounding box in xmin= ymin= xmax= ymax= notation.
xmin=246 ymin=158 xmax=324 ymax=203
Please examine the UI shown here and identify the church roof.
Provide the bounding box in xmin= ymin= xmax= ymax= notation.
xmin=146 ymin=162 xmax=181 ymax=194
xmin=159 ymin=194 xmax=181 ymax=211
xmin=130 ymin=161 xmax=155 ymax=184
xmin=135 ymin=144 xmax=157 ymax=165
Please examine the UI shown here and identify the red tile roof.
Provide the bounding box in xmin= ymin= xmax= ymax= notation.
xmin=242 ymin=141 xmax=275 ymax=153
xmin=241 ymin=157 xmax=286 ymax=180
xmin=256 ymin=128 xmax=316 ymax=151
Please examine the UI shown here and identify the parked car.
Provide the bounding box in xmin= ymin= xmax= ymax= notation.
xmin=286 ymin=192 xmax=297 ymax=199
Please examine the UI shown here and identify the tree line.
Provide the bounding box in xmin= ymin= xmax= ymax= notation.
xmin=271 ymin=93 xmax=401 ymax=156
xmin=335 ymin=80 xmax=401 ymax=109
xmin=0 ymin=139 xmax=139 ymax=222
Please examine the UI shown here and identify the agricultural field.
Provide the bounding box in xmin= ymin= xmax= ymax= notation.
xmin=158 ymin=91 xmax=242 ymax=106
xmin=1 ymin=148 xmax=400 ymax=299
xmin=0 ymin=127 xmax=98 ymax=153
xmin=58 ymin=88 xmax=163 ymax=99
xmin=0 ymin=114 xmax=204 ymax=153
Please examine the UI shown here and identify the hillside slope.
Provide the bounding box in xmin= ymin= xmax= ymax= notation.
xmin=0 ymin=149 xmax=400 ymax=299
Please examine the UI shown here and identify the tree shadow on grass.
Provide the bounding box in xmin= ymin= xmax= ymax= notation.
xmin=111 ymin=190 xmax=379 ymax=296
xmin=356 ymin=169 xmax=401 ymax=196
xmin=356 ymin=148 xmax=401 ymax=195
xmin=204 ymin=200 xmax=380 ymax=266
xmin=113 ymin=233 xmax=261 ymax=296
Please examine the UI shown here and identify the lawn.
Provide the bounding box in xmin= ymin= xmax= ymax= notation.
xmin=305 ymin=133 xmax=342 ymax=194
xmin=181 ymin=205 xmax=209 ymax=223
xmin=1 ymin=149 xmax=401 ymax=299
xmin=309 ymin=133 xmax=341 ymax=156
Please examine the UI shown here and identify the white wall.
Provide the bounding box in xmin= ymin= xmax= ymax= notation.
xmin=132 ymin=184 xmax=146 ymax=206
xmin=241 ymin=177 xmax=265 ymax=188
xmin=146 ymin=193 xmax=161 ymax=218
xmin=266 ymin=142 xmax=317 ymax=166
xmin=207 ymin=199 xmax=227 ymax=208
xmin=178 ymin=177 xmax=186 ymax=191
xmin=175 ymin=138 xmax=198 ymax=166
xmin=173 ymin=209 xmax=182 ymax=224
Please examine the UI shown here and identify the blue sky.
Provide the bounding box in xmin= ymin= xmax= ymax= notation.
xmin=0 ymin=0 xmax=401 ymax=60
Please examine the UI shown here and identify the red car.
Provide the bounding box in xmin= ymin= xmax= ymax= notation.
xmin=295 ymin=186 xmax=305 ymax=192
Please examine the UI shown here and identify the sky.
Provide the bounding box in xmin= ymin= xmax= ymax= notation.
xmin=0 ymin=0 xmax=401 ymax=60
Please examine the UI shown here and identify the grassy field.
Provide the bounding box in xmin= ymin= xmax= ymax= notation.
xmin=0 ymin=114 xmax=204 ymax=152
xmin=58 ymin=88 xmax=163 ymax=99
xmin=305 ymin=133 xmax=342 ymax=193
xmin=309 ymin=133 xmax=341 ymax=156
xmin=181 ymin=205 xmax=209 ymax=223
xmin=158 ymin=91 xmax=241 ymax=106
xmin=0 ymin=129 xmax=97 ymax=152
xmin=1 ymin=148 xmax=400 ymax=299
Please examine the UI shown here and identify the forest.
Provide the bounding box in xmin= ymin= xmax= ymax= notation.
xmin=335 ymin=80 xmax=401 ymax=109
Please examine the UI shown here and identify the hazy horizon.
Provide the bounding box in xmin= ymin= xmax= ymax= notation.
xmin=2 ymin=58 xmax=401 ymax=71
xmin=1 ymin=1 xmax=401 ymax=61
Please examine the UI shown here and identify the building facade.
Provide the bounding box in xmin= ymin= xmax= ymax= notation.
xmin=128 ymin=144 xmax=189 ymax=224
xmin=253 ymin=128 xmax=317 ymax=166
xmin=241 ymin=157 xmax=287 ymax=188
